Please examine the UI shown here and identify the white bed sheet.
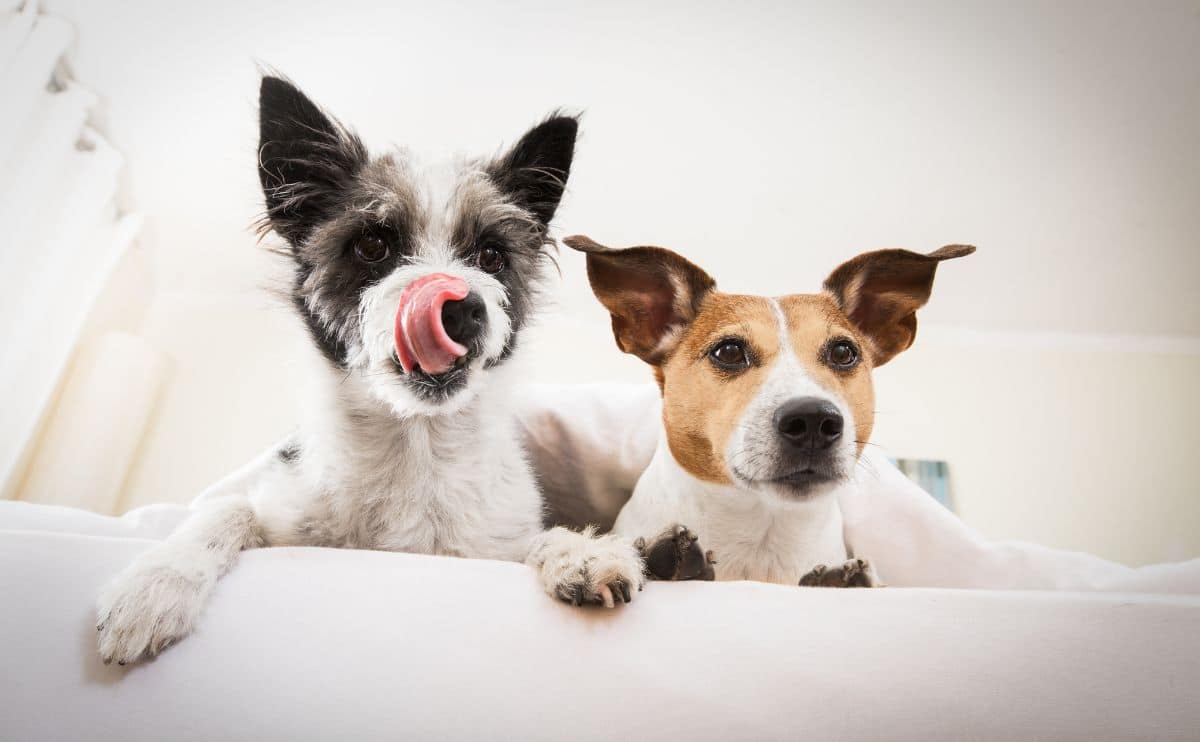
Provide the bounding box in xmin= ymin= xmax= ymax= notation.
xmin=1 ymin=520 xmax=1198 ymax=742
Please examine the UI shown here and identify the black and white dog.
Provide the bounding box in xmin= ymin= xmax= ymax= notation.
xmin=96 ymin=76 xmax=644 ymax=665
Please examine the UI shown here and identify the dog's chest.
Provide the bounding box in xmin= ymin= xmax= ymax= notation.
xmin=621 ymin=451 xmax=850 ymax=585
xmin=311 ymin=417 xmax=541 ymax=560
xmin=374 ymin=467 xmax=533 ymax=557
xmin=705 ymin=513 xmax=847 ymax=585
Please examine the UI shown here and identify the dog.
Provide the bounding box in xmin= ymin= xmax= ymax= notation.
xmin=564 ymin=235 xmax=973 ymax=587
xmin=95 ymin=77 xmax=645 ymax=665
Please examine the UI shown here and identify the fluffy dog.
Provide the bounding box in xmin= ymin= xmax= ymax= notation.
xmin=565 ymin=236 xmax=973 ymax=587
xmin=95 ymin=77 xmax=643 ymax=665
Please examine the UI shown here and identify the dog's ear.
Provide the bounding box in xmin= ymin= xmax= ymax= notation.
xmin=490 ymin=114 xmax=578 ymax=225
xmin=565 ymin=235 xmax=716 ymax=364
xmin=823 ymin=244 xmax=975 ymax=367
xmin=258 ymin=75 xmax=367 ymax=246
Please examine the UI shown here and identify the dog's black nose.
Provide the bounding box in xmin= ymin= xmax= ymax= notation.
xmin=773 ymin=397 xmax=844 ymax=450
xmin=441 ymin=292 xmax=487 ymax=347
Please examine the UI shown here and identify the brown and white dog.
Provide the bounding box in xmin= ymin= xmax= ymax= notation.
xmin=564 ymin=236 xmax=974 ymax=587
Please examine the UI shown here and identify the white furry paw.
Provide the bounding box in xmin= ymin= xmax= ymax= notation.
xmin=527 ymin=526 xmax=645 ymax=608
xmin=96 ymin=556 xmax=213 ymax=665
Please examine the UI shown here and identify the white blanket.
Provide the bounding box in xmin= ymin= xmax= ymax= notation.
xmin=1 ymin=382 xmax=1198 ymax=740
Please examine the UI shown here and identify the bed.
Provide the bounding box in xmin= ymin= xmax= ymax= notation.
xmin=1 ymin=384 xmax=1197 ymax=741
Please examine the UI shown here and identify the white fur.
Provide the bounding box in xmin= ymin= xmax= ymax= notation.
xmin=527 ymin=525 xmax=645 ymax=608
xmin=96 ymin=495 xmax=261 ymax=661
xmin=614 ymin=435 xmax=849 ymax=585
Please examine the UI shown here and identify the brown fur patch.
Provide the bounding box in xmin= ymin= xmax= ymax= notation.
xmin=661 ymin=293 xmax=778 ymax=483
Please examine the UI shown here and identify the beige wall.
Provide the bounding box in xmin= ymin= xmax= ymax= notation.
xmin=869 ymin=341 xmax=1200 ymax=567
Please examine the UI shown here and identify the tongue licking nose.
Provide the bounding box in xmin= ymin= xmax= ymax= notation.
xmin=394 ymin=274 xmax=470 ymax=375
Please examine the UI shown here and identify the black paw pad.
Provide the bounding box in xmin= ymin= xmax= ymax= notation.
xmin=638 ymin=525 xmax=716 ymax=581
xmin=799 ymin=559 xmax=877 ymax=588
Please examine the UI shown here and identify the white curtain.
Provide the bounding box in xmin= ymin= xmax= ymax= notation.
xmin=0 ymin=0 xmax=156 ymax=509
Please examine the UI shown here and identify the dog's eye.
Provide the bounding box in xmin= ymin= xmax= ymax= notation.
xmin=354 ymin=235 xmax=390 ymax=264
xmin=709 ymin=340 xmax=750 ymax=370
xmin=477 ymin=244 xmax=506 ymax=274
xmin=825 ymin=339 xmax=860 ymax=369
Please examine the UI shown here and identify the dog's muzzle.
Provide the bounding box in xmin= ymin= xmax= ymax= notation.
xmin=394 ymin=273 xmax=486 ymax=375
xmin=765 ymin=396 xmax=846 ymax=491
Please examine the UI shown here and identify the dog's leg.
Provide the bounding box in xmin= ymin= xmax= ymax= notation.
xmin=526 ymin=526 xmax=645 ymax=608
xmin=96 ymin=495 xmax=263 ymax=664
xmin=634 ymin=524 xmax=716 ymax=581
xmin=96 ymin=438 xmax=309 ymax=664
xmin=799 ymin=558 xmax=883 ymax=588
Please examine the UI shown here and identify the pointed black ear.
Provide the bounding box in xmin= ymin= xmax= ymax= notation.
xmin=258 ymin=76 xmax=367 ymax=246
xmin=490 ymin=114 xmax=578 ymax=224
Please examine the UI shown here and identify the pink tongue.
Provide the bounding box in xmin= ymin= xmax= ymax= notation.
xmin=394 ymin=273 xmax=470 ymax=375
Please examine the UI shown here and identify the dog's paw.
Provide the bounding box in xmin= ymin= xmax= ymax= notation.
xmin=96 ymin=560 xmax=210 ymax=665
xmin=635 ymin=524 xmax=716 ymax=581
xmin=799 ymin=558 xmax=881 ymax=588
xmin=528 ymin=526 xmax=645 ymax=608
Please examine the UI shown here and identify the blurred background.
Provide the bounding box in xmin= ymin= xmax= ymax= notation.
xmin=2 ymin=0 xmax=1197 ymax=566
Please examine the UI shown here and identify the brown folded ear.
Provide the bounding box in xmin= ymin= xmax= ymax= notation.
xmin=823 ymin=244 xmax=975 ymax=367
xmin=564 ymin=235 xmax=715 ymax=364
